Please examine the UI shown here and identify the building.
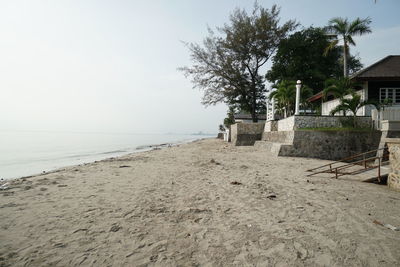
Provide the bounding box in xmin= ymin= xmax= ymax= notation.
xmin=309 ymin=55 xmax=400 ymax=117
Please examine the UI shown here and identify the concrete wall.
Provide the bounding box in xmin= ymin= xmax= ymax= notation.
xmin=264 ymin=120 xmax=278 ymax=132
xmin=262 ymin=130 xmax=382 ymax=160
xmin=388 ymin=141 xmax=400 ymax=192
xmin=230 ymin=123 xmax=265 ymax=146
xmin=265 ymin=115 xmax=373 ymax=132
xmin=322 ymin=89 xmax=366 ymax=116
xmin=277 ymin=116 xmax=295 ymax=131
xmin=372 ymin=108 xmax=400 ymax=130
xmin=381 ymin=120 xmax=400 ymax=131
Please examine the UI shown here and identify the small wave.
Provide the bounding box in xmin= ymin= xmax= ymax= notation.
xmin=99 ymin=150 xmax=127 ymax=155
xmin=135 ymin=143 xmax=169 ymax=150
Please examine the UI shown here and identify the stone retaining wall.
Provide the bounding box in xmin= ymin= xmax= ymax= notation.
xmin=266 ymin=115 xmax=373 ymax=132
xmin=261 ymin=131 xmax=294 ymax=144
xmin=276 ymin=116 xmax=295 ymax=131
xmin=388 ymin=141 xmax=400 ymax=192
xmin=293 ymin=115 xmax=372 ymax=129
xmin=262 ymin=130 xmax=382 ymax=160
xmin=264 ymin=121 xmax=278 ymax=132
xmin=230 ymin=123 xmax=265 ymax=146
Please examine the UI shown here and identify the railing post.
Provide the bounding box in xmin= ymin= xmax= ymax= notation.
xmin=364 ymin=154 xmax=367 ymax=169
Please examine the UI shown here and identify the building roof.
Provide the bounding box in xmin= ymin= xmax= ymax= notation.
xmin=351 ymin=55 xmax=400 ymax=80
xmin=234 ymin=114 xmax=266 ymax=120
xmin=307 ymin=91 xmax=323 ymax=102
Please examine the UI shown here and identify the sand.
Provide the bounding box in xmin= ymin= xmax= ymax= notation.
xmin=0 ymin=138 xmax=399 ymax=266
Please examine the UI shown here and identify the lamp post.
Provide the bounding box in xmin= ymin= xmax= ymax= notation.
xmin=295 ymin=80 xmax=301 ymax=115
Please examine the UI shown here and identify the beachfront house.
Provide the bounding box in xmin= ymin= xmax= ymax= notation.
xmin=308 ymin=55 xmax=400 ymax=125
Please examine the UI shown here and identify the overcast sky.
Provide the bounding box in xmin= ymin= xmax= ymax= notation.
xmin=0 ymin=0 xmax=399 ymax=134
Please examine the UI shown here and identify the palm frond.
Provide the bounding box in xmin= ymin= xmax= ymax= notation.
xmin=323 ymin=39 xmax=339 ymax=56
xmin=330 ymin=104 xmax=347 ymax=116
xmin=269 ymin=90 xmax=277 ymax=100
xmin=348 ymin=17 xmax=372 ymax=35
xmin=328 ymin=17 xmax=347 ymax=32
xmin=346 ymin=35 xmax=356 ymax=46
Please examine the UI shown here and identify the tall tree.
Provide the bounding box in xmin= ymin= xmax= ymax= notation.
xmin=325 ymin=17 xmax=372 ymax=77
xmin=266 ymin=27 xmax=362 ymax=92
xmin=180 ymin=4 xmax=297 ymax=122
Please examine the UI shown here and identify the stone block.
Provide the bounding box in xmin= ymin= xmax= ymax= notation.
xmin=231 ymin=123 xmax=265 ymax=146
xmin=388 ymin=143 xmax=400 ymax=192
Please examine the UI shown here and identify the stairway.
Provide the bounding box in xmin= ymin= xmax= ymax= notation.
xmin=254 ymin=130 xmax=295 ymax=156
xmin=253 ymin=141 xmax=291 ymax=156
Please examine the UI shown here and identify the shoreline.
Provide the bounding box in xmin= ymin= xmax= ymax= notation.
xmin=1 ymin=138 xmax=399 ymax=266
xmin=0 ymin=137 xmax=210 ymax=182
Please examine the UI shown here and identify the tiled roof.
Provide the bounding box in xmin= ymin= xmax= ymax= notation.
xmin=352 ymin=55 xmax=400 ymax=79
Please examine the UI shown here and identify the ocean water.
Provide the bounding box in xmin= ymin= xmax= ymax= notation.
xmin=0 ymin=131 xmax=211 ymax=180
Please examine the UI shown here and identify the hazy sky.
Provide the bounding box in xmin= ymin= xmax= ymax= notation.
xmin=0 ymin=0 xmax=399 ymax=134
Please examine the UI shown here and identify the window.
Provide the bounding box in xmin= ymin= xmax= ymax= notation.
xmin=380 ymin=88 xmax=400 ymax=104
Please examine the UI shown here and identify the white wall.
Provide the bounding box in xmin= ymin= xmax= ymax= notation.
xmin=322 ymin=89 xmax=367 ymax=116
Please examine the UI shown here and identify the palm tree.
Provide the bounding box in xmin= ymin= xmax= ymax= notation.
xmin=325 ymin=17 xmax=372 ymax=77
xmin=269 ymin=80 xmax=312 ymax=117
xmin=322 ymin=77 xmax=358 ymax=99
xmin=330 ymin=92 xmax=376 ymax=127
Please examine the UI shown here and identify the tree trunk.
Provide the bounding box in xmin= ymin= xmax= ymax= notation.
xmin=343 ymin=41 xmax=348 ymax=77
xmin=353 ymin=114 xmax=357 ymax=128
xmin=251 ymin=83 xmax=258 ymax=123
xmin=251 ymin=109 xmax=258 ymax=123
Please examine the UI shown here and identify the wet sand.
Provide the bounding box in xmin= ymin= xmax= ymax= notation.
xmin=0 ymin=138 xmax=399 ymax=266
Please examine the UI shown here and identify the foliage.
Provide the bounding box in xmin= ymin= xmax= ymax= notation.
xmin=180 ymin=3 xmax=297 ymax=122
xmin=267 ymin=28 xmax=336 ymax=92
xmin=325 ymin=17 xmax=372 ymax=77
xmin=345 ymin=53 xmax=363 ymax=75
xmin=329 ymin=92 xmax=377 ymax=127
xmin=223 ymin=106 xmax=236 ymax=128
xmin=269 ymin=80 xmax=313 ymax=117
xmin=375 ymin=97 xmax=393 ymax=111
xmin=219 ymin=124 xmax=226 ymax=132
xmin=322 ymin=77 xmax=360 ymax=102
xmin=266 ymin=27 xmax=363 ymax=93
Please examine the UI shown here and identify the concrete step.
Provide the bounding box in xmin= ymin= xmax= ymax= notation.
xmin=254 ymin=141 xmax=294 ymax=156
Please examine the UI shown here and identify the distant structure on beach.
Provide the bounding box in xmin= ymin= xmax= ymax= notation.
xmin=234 ymin=114 xmax=266 ymax=124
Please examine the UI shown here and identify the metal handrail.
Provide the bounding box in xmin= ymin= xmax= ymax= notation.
xmin=306 ymin=147 xmax=387 ymax=172
xmin=306 ymin=147 xmax=390 ymax=182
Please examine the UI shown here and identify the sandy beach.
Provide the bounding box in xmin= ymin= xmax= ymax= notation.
xmin=0 ymin=138 xmax=399 ymax=266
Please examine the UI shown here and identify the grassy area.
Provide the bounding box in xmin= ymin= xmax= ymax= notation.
xmin=298 ymin=127 xmax=375 ymax=132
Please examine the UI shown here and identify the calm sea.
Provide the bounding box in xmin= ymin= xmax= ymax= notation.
xmin=0 ymin=131 xmax=211 ymax=180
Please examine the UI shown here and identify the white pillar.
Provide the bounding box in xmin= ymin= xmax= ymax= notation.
xmin=295 ymin=80 xmax=301 ymax=116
